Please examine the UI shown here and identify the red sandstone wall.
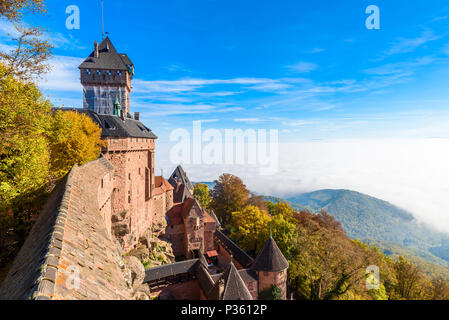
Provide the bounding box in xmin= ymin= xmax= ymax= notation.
xmin=103 ymin=137 xmax=159 ymax=252
xmin=216 ymin=243 xmax=244 ymax=270
xmin=245 ymin=280 xmax=259 ymax=300
xmin=98 ymin=171 xmax=114 ymax=237
xmin=203 ymin=222 xmax=216 ymax=252
xmin=257 ymin=270 xmax=288 ymax=300
xmin=153 ymin=280 xmax=202 ymax=300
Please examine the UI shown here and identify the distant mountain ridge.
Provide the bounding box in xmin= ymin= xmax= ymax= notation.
xmin=285 ymin=189 xmax=447 ymax=250
xmin=196 ymin=181 xmax=449 ymax=268
xmin=264 ymin=189 xmax=449 ymax=267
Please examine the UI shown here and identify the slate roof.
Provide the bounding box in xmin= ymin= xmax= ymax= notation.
xmin=251 ymin=237 xmax=289 ymax=272
xmin=209 ymin=210 xmax=221 ymax=228
xmin=79 ymin=37 xmax=133 ymax=71
xmin=211 ymin=268 xmax=258 ymax=284
xmin=169 ymin=165 xmax=194 ymax=203
xmin=196 ymin=265 xmax=215 ymax=295
xmin=0 ymin=158 xmax=132 ymax=300
xmin=214 ymin=230 xmax=254 ymax=268
xmin=88 ymin=112 xmax=158 ymax=139
xmin=208 ymin=262 xmax=253 ymax=300
xmin=144 ymin=259 xmax=200 ymax=283
xmin=55 ymin=108 xmax=158 ymax=139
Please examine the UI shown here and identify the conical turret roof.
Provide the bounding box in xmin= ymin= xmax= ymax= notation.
xmin=251 ymin=237 xmax=289 ymax=272
xmin=208 ymin=261 xmax=253 ymax=300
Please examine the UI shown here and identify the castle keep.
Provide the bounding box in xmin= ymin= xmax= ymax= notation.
xmin=0 ymin=38 xmax=288 ymax=301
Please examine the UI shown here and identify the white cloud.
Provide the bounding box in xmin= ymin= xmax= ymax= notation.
xmin=384 ymin=31 xmax=442 ymax=55
xmin=288 ymin=61 xmax=319 ymax=73
xmin=233 ymin=118 xmax=267 ymax=124
xmin=156 ymin=138 xmax=449 ymax=234
xmin=39 ymin=55 xmax=83 ymax=92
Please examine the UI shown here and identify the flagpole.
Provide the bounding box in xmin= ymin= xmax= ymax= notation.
xmin=101 ymin=0 xmax=105 ymax=40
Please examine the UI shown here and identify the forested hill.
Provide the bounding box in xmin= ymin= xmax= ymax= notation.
xmin=197 ymin=182 xmax=449 ymax=264
xmin=262 ymin=189 xmax=449 ymax=267
xmin=285 ymin=189 xmax=448 ymax=250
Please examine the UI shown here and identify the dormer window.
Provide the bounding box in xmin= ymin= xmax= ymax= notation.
xmin=104 ymin=119 xmax=115 ymax=130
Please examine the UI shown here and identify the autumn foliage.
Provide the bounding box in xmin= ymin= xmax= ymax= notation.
xmin=209 ymin=173 xmax=449 ymax=300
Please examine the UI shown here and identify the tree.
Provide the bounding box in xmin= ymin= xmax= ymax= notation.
xmin=0 ymin=0 xmax=53 ymax=81
xmin=271 ymin=201 xmax=293 ymax=218
xmin=230 ymin=205 xmax=271 ymax=255
xmin=0 ymin=25 xmax=53 ymax=80
xmin=270 ymin=214 xmax=297 ymax=260
xmin=0 ymin=62 xmax=51 ymax=213
xmin=259 ymin=285 xmax=283 ymax=300
xmin=0 ymin=62 xmax=51 ymax=265
xmin=0 ymin=0 xmax=45 ymax=21
xmin=289 ymin=211 xmax=367 ymax=300
xmin=48 ymin=110 xmax=104 ymax=180
xmin=394 ymin=256 xmax=423 ymax=299
xmin=193 ymin=183 xmax=212 ymax=210
xmin=247 ymin=193 xmax=268 ymax=213
xmin=431 ymin=277 xmax=449 ymax=300
xmin=210 ymin=174 xmax=250 ymax=226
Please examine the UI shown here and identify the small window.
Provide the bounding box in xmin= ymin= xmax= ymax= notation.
xmin=86 ymin=69 xmax=91 ymax=75
xmin=117 ymin=70 xmax=122 ymax=76
xmin=101 ymin=179 xmax=104 ymax=189
xmin=96 ymin=70 xmax=101 ymax=75
xmin=106 ymin=70 xmax=112 ymax=76
xmin=104 ymin=119 xmax=115 ymax=130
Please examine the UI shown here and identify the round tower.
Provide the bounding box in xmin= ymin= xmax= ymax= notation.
xmin=251 ymin=236 xmax=289 ymax=300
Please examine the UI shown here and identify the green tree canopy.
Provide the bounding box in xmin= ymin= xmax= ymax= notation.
xmin=230 ymin=205 xmax=271 ymax=255
xmin=193 ymin=183 xmax=212 ymax=210
xmin=259 ymin=285 xmax=283 ymax=300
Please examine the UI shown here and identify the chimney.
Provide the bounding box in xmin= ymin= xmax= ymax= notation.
xmin=94 ymin=41 xmax=99 ymax=58
xmin=120 ymin=109 xmax=125 ymax=121
xmin=134 ymin=112 xmax=140 ymax=121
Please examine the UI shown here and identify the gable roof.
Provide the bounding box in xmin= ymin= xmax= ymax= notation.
xmin=144 ymin=259 xmax=200 ymax=283
xmin=208 ymin=261 xmax=253 ymax=300
xmin=79 ymin=37 xmax=133 ymax=71
xmin=209 ymin=210 xmax=221 ymax=228
xmin=169 ymin=165 xmax=194 ymax=203
xmin=251 ymin=237 xmax=289 ymax=272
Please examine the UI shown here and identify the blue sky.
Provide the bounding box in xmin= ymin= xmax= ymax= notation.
xmin=1 ymin=0 xmax=449 ymax=143
xmin=2 ymin=1 xmax=449 ymax=229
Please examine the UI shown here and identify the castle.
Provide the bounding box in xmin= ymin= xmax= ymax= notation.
xmin=0 ymin=38 xmax=288 ymax=300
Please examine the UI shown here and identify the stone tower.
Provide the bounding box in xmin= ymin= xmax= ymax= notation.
xmin=251 ymin=236 xmax=289 ymax=300
xmin=79 ymin=37 xmax=134 ymax=116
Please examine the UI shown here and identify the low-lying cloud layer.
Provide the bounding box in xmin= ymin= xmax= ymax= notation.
xmin=157 ymin=138 xmax=449 ymax=234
